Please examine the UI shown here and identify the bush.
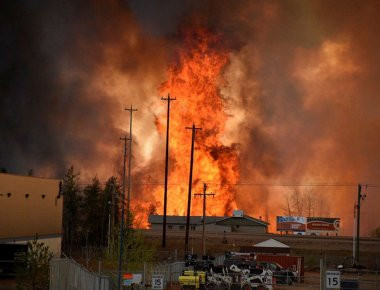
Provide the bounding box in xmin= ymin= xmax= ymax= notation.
xmin=16 ymin=239 xmax=53 ymax=290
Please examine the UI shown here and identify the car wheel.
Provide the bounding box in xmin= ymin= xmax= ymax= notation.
xmin=286 ymin=276 xmax=292 ymax=285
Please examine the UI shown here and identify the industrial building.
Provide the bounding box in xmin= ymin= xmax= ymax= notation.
xmin=148 ymin=210 xmax=269 ymax=234
xmin=0 ymin=173 xmax=62 ymax=255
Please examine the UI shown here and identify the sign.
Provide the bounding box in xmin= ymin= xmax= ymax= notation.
xmin=123 ymin=273 xmax=142 ymax=286
xmin=233 ymin=210 xmax=244 ymax=217
xmin=276 ymin=216 xmax=306 ymax=232
xmin=152 ymin=275 xmax=164 ymax=290
xmin=326 ymin=270 xmax=340 ymax=288
xmin=307 ymin=217 xmax=340 ymax=232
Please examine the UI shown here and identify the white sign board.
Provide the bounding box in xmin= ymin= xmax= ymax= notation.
xmin=152 ymin=275 xmax=164 ymax=290
xmin=326 ymin=270 xmax=340 ymax=288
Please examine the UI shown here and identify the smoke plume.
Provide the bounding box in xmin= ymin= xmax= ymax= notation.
xmin=1 ymin=0 xmax=380 ymax=234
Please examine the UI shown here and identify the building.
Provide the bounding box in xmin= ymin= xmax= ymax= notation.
xmin=240 ymin=238 xmax=291 ymax=255
xmin=148 ymin=210 xmax=269 ymax=234
xmin=0 ymin=173 xmax=62 ymax=255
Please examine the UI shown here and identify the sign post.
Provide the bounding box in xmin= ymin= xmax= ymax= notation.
xmin=152 ymin=275 xmax=164 ymax=290
xmin=326 ymin=270 xmax=340 ymax=289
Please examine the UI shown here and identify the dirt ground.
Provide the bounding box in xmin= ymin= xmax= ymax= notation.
xmin=146 ymin=230 xmax=380 ymax=269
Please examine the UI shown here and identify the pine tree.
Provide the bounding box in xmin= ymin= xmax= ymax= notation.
xmin=102 ymin=177 xmax=121 ymax=246
xmin=62 ymin=166 xmax=81 ymax=255
xmin=82 ymin=177 xmax=103 ymax=246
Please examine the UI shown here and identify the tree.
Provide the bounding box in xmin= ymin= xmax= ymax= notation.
xmin=16 ymin=239 xmax=53 ymax=290
xmin=101 ymin=176 xmax=121 ymax=246
xmin=282 ymin=188 xmax=318 ymax=217
xmin=82 ymin=176 xmax=103 ymax=245
xmin=62 ymin=166 xmax=82 ymax=255
xmin=291 ymin=189 xmax=304 ymax=216
xmin=106 ymin=220 xmax=158 ymax=271
xmin=281 ymin=192 xmax=293 ymax=216
xmin=304 ymin=189 xmax=316 ymax=217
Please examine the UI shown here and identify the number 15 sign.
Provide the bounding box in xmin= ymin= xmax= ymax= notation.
xmin=152 ymin=275 xmax=164 ymax=290
xmin=326 ymin=270 xmax=340 ymax=288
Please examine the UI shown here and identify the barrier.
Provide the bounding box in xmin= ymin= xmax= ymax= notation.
xmin=49 ymin=257 xmax=112 ymax=290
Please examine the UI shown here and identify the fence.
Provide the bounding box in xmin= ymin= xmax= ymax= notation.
xmin=50 ymin=257 xmax=113 ymax=290
xmin=49 ymin=256 xmax=379 ymax=289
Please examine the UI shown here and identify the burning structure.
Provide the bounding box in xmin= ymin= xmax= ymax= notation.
xmin=1 ymin=1 xmax=380 ymax=235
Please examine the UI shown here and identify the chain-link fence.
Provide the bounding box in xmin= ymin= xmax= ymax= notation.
xmin=50 ymin=257 xmax=113 ymax=290
xmin=49 ymin=254 xmax=380 ymax=290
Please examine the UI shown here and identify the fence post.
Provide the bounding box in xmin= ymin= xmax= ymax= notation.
xmin=320 ymin=258 xmax=324 ymax=290
xmin=375 ymin=269 xmax=378 ymax=290
xmin=143 ymin=262 xmax=146 ymax=288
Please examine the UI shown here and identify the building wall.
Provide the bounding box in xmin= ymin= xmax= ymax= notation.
xmin=150 ymin=224 xmax=197 ymax=231
xmin=151 ymin=223 xmax=232 ymax=232
xmin=200 ymin=224 xmax=231 ymax=233
xmin=0 ymin=173 xmax=62 ymax=239
xmin=8 ymin=235 xmax=62 ymax=256
xmin=232 ymin=225 xmax=267 ymax=234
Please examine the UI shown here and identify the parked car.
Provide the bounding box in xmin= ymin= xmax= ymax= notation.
xmin=337 ymin=257 xmax=366 ymax=275
xmin=257 ymin=261 xmax=297 ymax=285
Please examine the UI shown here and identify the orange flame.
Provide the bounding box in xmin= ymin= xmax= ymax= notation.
xmin=152 ymin=28 xmax=240 ymax=219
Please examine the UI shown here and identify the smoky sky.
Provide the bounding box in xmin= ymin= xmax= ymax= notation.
xmin=1 ymin=0 xmax=380 ymax=233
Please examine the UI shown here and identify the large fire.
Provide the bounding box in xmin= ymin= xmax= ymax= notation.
xmin=133 ymin=28 xmax=240 ymax=226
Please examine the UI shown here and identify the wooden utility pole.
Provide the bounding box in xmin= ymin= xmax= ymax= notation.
xmin=125 ymin=105 xmax=137 ymax=232
xmin=185 ymin=124 xmax=202 ymax=254
xmin=161 ymin=94 xmax=176 ymax=248
xmin=117 ymin=135 xmax=128 ymax=290
xmin=195 ymin=183 xmax=214 ymax=256
xmin=355 ymin=184 xmax=366 ymax=265
xmin=117 ymin=105 xmax=137 ymax=290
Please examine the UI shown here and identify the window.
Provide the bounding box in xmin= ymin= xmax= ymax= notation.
xmin=168 ymin=225 xmax=173 ymax=230
xmin=179 ymin=225 xmax=185 ymax=230
xmin=191 ymin=226 xmax=196 ymax=231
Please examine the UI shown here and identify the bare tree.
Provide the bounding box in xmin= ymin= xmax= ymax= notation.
xmin=281 ymin=192 xmax=293 ymax=216
xmin=291 ymin=188 xmax=304 ymax=216
xmin=304 ymin=189 xmax=316 ymax=217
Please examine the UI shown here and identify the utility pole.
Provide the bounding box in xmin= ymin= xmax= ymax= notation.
xmin=194 ymin=183 xmax=214 ymax=256
xmin=117 ymin=135 xmax=128 ymax=290
xmin=185 ymin=124 xmax=202 ymax=254
xmin=125 ymin=106 xmax=137 ymax=254
xmin=355 ymin=183 xmax=366 ymax=265
xmin=161 ymin=94 xmax=176 ymax=248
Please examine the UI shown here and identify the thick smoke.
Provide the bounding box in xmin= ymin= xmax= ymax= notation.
xmin=0 ymin=0 xmax=167 ymax=179
xmin=1 ymin=0 xmax=380 ymax=234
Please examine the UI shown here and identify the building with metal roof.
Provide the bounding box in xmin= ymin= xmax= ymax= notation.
xmin=148 ymin=210 xmax=269 ymax=234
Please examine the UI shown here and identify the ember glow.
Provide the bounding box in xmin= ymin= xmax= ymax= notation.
xmin=157 ymin=28 xmax=239 ymax=217
xmin=132 ymin=29 xmax=240 ymax=227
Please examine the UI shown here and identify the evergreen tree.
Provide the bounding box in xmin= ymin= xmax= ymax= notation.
xmin=101 ymin=177 xmax=121 ymax=246
xmin=16 ymin=239 xmax=53 ymax=289
xmin=82 ymin=177 xmax=103 ymax=245
xmin=62 ymin=166 xmax=81 ymax=255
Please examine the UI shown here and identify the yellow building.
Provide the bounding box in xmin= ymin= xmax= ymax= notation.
xmin=0 ymin=173 xmax=62 ymax=254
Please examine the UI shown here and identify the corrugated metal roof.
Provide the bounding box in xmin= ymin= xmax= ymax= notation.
xmin=148 ymin=214 xmax=269 ymax=226
xmin=148 ymin=215 xmax=225 ymax=225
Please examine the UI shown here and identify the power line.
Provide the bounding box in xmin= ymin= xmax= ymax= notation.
xmin=76 ymin=181 xmax=380 ymax=188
